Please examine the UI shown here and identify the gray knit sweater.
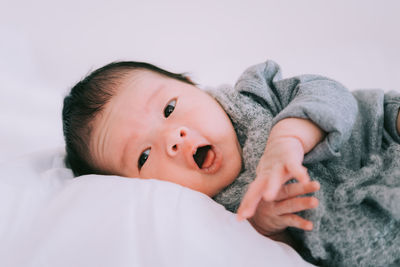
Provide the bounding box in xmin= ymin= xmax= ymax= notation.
xmin=207 ymin=60 xmax=400 ymax=267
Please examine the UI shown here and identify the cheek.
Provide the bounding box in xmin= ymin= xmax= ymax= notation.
xmin=145 ymin=160 xmax=204 ymax=191
xmin=187 ymin=105 xmax=226 ymax=134
xmin=142 ymin=157 xmax=188 ymax=182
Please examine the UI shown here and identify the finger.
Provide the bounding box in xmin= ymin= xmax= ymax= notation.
xmin=286 ymin=163 xmax=310 ymax=184
xmin=261 ymin=167 xmax=284 ymax=202
xmin=275 ymin=197 xmax=319 ymax=215
xmin=280 ymin=214 xmax=314 ymax=231
xmin=237 ymin=177 xmax=269 ymax=220
xmin=276 ymin=181 xmax=320 ymax=201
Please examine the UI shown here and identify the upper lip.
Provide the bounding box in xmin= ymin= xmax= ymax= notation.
xmin=189 ymin=143 xmax=222 ymax=174
xmin=188 ymin=142 xmax=210 ymax=170
xmin=193 ymin=145 xmax=212 ymax=169
xmin=178 ymin=131 xmax=221 ymax=174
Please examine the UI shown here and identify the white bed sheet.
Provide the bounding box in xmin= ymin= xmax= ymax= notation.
xmin=0 ymin=147 xmax=313 ymax=267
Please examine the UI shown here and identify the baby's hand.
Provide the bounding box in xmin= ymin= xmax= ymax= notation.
xmin=237 ymin=136 xmax=312 ymax=220
xmin=247 ymin=181 xmax=320 ymax=236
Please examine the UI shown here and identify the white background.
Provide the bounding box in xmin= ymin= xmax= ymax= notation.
xmin=0 ymin=0 xmax=399 ymax=162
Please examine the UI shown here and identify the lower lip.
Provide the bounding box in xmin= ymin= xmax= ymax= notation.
xmin=201 ymin=146 xmax=222 ymax=174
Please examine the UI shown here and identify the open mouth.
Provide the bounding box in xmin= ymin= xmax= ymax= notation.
xmin=193 ymin=145 xmax=215 ymax=169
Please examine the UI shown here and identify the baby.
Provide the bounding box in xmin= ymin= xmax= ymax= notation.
xmin=63 ymin=60 xmax=400 ymax=266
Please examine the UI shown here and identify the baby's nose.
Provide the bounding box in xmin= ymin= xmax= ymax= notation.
xmin=166 ymin=126 xmax=189 ymax=156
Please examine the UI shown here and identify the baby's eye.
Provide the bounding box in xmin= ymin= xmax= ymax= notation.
xmin=138 ymin=148 xmax=150 ymax=170
xmin=164 ymin=99 xmax=176 ymax=118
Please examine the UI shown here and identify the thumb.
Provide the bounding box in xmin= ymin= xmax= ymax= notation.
xmin=236 ymin=177 xmax=267 ymax=220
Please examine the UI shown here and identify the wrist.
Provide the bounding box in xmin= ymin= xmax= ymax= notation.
xmin=267 ymin=135 xmax=305 ymax=151
xmin=269 ymin=118 xmax=325 ymax=154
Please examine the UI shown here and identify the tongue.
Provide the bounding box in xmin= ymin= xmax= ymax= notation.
xmin=201 ymin=148 xmax=215 ymax=169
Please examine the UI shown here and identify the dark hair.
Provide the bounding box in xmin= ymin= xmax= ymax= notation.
xmin=62 ymin=61 xmax=195 ymax=176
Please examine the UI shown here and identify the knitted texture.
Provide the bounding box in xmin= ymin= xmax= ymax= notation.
xmin=206 ymin=62 xmax=400 ymax=266
xmin=295 ymin=146 xmax=400 ymax=266
xmin=207 ymin=84 xmax=273 ymax=212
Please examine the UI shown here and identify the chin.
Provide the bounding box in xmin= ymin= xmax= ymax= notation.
xmin=215 ymin=167 xmax=241 ymax=196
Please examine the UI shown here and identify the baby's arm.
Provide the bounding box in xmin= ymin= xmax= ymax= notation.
xmin=258 ymin=117 xmax=324 ymax=200
xmin=237 ymin=118 xmax=324 ymax=231
xmin=234 ymin=60 xmax=358 ymax=234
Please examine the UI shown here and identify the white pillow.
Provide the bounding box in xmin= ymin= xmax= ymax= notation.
xmin=0 ymin=148 xmax=313 ymax=267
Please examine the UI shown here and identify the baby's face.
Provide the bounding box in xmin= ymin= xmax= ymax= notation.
xmin=90 ymin=70 xmax=242 ymax=196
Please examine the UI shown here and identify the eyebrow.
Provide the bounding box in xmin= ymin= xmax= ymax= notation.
xmin=120 ymin=84 xmax=165 ymax=174
xmin=120 ymin=133 xmax=138 ymax=176
xmin=145 ymin=84 xmax=165 ymax=107
xmin=95 ymin=105 xmax=114 ymax=171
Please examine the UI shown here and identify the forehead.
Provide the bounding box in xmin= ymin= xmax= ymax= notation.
xmin=107 ymin=70 xmax=170 ymax=116
xmin=117 ymin=69 xmax=166 ymax=95
xmin=89 ymin=70 xmax=175 ymax=173
xmin=111 ymin=71 xmax=168 ymax=119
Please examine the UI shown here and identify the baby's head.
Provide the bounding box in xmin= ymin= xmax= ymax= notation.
xmin=63 ymin=61 xmax=242 ymax=196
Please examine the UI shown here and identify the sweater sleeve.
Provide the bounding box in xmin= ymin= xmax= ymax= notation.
xmin=234 ymin=60 xmax=358 ymax=163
